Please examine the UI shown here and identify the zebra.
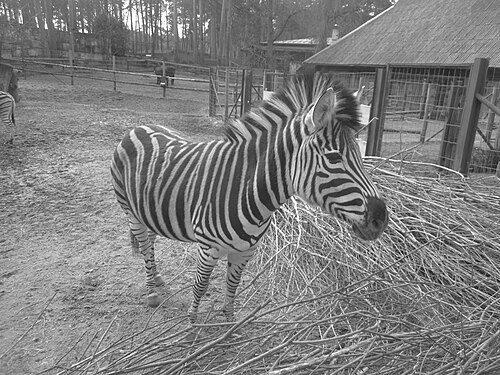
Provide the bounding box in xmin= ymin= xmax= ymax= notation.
xmin=0 ymin=91 xmax=16 ymax=144
xmin=111 ymin=73 xmax=388 ymax=323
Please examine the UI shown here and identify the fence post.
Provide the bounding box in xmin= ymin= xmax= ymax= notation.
xmin=209 ymin=67 xmax=216 ymax=117
xmin=162 ymin=61 xmax=166 ymax=98
xmin=224 ymin=68 xmax=230 ymax=120
xmin=485 ymin=86 xmax=499 ymax=142
xmin=241 ymin=69 xmax=253 ymax=115
xmin=453 ymin=58 xmax=489 ymax=174
xmin=112 ymin=55 xmax=116 ymax=91
xmin=438 ymin=84 xmax=463 ymax=168
xmin=420 ymin=84 xmax=432 ymax=143
xmin=365 ymin=67 xmax=388 ymax=156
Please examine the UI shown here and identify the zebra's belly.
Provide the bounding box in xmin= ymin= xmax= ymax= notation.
xmin=137 ymin=199 xmax=270 ymax=253
xmin=136 ymin=198 xmax=198 ymax=243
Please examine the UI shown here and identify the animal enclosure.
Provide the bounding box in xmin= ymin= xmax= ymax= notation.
xmin=314 ymin=60 xmax=500 ymax=175
xmin=1 ymin=70 xmax=500 ymax=374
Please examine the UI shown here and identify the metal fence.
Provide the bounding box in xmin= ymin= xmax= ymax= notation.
xmin=381 ymin=66 xmax=471 ymax=168
xmin=256 ymin=61 xmax=499 ymax=175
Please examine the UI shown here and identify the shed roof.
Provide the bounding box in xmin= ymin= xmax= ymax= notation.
xmin=305 ymin=0 xmax=500 ymax=68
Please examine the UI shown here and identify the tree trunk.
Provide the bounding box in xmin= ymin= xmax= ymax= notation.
xmin=192 ymin=0 xmax=198 ymax=63
xmin=43 ymin=0 xmax=56 ymax=57
xmin=173 ymin=0 xmax=179 ymax=61
xmin=150 ymin=0 xmax=155 ymax=55
xmin=224 ymin=0 xmax=232 ymax=64
xmin=128 ymin=0 xmax=135 ymax=54
xmin=33 ymin=0 xmax=49 ymax=57
xmin=199 ymin=0 xmax=204 ymax=63
xmin=218 ymin=0 xmax=227 ymax=65
xmin=266 ymin=0 xmax=275 ymax=69
xmin=316 ymin=0 xmax=337 ymax=52
xmin=210 ymin=18 xmax=217 ymax=60
xmin=139 ymin=0 xmax=148 ymax=54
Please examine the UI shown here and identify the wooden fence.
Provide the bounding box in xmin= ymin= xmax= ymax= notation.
xmin=11 ymin=56 xmax=211 ymax=100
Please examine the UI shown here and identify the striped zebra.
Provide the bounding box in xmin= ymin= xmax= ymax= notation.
xmin=0 ymin=91 xmax=16 ymax=144
xmin=111 ymin=74 xmax=388 ymax=323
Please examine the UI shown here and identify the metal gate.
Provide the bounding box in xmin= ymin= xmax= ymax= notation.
xmin=209 ymin=67 xmax=254 ymax=120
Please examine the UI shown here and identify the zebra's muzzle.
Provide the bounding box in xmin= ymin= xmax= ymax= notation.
xmin=352 ymin=196 xmax=388 ymax=241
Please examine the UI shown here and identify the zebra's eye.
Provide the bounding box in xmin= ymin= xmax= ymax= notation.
xmin=324 ymin=150 xmax=343 ymax=164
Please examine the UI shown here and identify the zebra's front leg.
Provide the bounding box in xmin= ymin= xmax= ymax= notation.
xmin=129 ymin=220 xmax=164 ymax=307
xmin=223 ymin=251 xmax=254 ymax=322
xmin=188 ymin=246 xmax=219 ymax=324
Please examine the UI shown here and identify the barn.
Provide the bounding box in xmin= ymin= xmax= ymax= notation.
xmin=303 ymin=0 xmax=500 ymax=174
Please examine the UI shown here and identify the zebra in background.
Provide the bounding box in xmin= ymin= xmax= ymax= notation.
xmin=0 ymin=91 xmax=16 ymax=144
xmin=0 ymin=62 xmax=20 ymax=144
xmin=111 ymin=73 xmax=389 ymax=323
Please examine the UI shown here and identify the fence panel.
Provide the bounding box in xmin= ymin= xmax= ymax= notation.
xmin=469 ymin=65 xmax=500 ymax=174
xmin=14 ymin=57 xmax=210 ymax=101
xmin=379 ymin=66 xmax=471 ymax=169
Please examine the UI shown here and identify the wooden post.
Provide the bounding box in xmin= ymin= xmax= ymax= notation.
xmin=438 ymin=84 xmax=462 ymax=168
xmin=366 ymin=67 xmax=388 ymax=156
xmin=419 ymin=81 xmax=428 ymax=119
xmin=112 ymin=55 xmax=116 ymax=91
xmin=401 ymin=86 xmax=408 ymax=120
xmin=234 ymin=69 xmax=239 ymax=113
xmin=453 ymin=58 xmax=489 ymax=174
xmin=208 ymin=67 xmax=216 ymax=117
xmin=68 ymin=0 xmax=75 ymax=86
xmin=224 ymin=67 xmax=229 ymax=120
xmin=485 ymin=86 xmax=499 ymax=142
xmin=420 ymin=83 xmax=432 ymax=143
xmin=241 ymin=69 xmax=253 ymax=115
xmin=162 ymin=61 xmax=166 ymax=98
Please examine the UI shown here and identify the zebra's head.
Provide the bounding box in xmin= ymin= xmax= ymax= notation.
xmin=293 ymin=81 xmax=388 ymax=241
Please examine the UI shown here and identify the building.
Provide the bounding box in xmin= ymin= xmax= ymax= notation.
xmin=302 ymin=0 xmax=500 ymax=174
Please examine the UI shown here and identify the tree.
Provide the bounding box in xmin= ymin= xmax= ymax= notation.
xmin=172 ymin=0 xmax=179 ymax=61
xmin=94 ymin=13 xmax=128 ymax=56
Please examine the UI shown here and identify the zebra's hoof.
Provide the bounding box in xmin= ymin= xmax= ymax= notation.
xmin=222 ymin=308 xmax=235 ymax=322
xmin=147 ymin=293 xmax=162 ymax=308
xmin=187 ymin=308 xmax=198 ymax=324
xmin=154 ymin=274 xmax=165 ymax=287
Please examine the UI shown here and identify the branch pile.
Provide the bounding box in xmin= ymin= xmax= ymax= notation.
xmin=52 ymin=162 xmax=500 ymax=374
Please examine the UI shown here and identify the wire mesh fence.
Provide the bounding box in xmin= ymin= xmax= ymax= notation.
xmin=471 ymin=66 xmax=500 ymax=173
xmin=322 ymin=63 xmax=500 ymax=176
xmin=381 ymin=66 xmax=470 ymax=168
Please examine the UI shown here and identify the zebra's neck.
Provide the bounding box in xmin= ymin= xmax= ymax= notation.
xmin=225 ymin=96 xmax=306 ymax=221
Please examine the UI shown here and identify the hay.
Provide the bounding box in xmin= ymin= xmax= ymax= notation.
xmin=52 ymin=161 xmax=500 ymax=374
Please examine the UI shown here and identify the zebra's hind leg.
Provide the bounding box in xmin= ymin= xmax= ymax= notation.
xmin=223 ymin=251 xmax=254 ymax=322
xmin=188 ymin=246 xmax=220 ymax=324
xmin=128 ymin=218 xmax=164 ymax=307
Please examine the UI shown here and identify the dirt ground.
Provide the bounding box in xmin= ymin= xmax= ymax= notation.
xmin=0 ymin=73 xmax=226 ymax=374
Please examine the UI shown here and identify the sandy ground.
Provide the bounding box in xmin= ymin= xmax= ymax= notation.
xmin=0 ymin=73 xmax=226 ymax=374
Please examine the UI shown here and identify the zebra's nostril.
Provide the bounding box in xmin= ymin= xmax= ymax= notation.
xmin=367 ymin=196 xmax=389 ymax=233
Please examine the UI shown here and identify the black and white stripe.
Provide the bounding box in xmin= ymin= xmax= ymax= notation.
xmin=111 ymin=73 xmax=388 ymax=323
xmin=0 ymin=91 xmax=15 ymax=144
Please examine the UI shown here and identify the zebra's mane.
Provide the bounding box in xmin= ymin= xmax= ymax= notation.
xmin=224 ymin=74 xmax=361 ymax=142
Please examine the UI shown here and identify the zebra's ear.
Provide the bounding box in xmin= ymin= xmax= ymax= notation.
xmin=311 ymin=87 xmax=336 ymax=130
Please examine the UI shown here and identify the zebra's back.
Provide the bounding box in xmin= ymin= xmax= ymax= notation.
xmin=111 ymin=124 xmax=261 ymax=252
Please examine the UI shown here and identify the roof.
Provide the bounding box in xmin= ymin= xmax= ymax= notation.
xmin=305 ymin=0 xmax=500 ymax=68
xmin=259 ymin=37 xmax=337 ymax=53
